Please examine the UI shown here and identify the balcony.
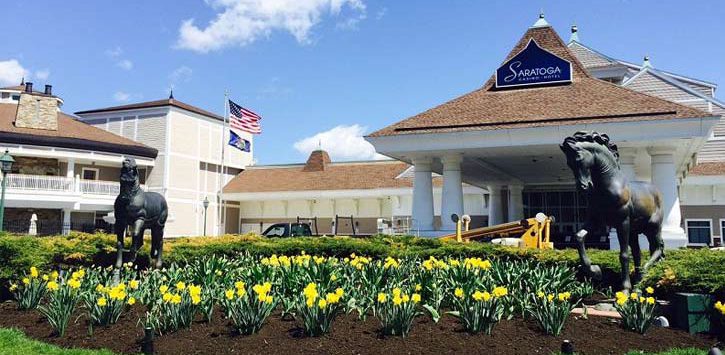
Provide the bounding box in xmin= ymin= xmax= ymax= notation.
xmin=2 ymin=173 xmax=142 ymax=197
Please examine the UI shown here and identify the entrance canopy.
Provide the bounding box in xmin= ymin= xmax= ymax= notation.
xmin=366 ymin=22 xmax=717 ymax=187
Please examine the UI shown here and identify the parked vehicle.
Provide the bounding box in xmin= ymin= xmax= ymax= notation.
xmin=262 ymin=223 xmax=313 ymax=238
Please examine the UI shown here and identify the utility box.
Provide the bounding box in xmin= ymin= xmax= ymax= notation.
xmin=672 ymin=292 xmax=713 ymax=334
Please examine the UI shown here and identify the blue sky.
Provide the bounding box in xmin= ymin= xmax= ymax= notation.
xmin=1 ymin=1 xmax=723 ymax=164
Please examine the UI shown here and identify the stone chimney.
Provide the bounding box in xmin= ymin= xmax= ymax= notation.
xmin=303 ymin=150 xmax=332 ymax=172
xmin=14 ymin=83 xmax=59 ymax=130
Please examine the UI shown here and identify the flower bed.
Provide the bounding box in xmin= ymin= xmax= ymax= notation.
xmin=1 ymin=232 xmax=724 ymax=299
xmin=1 ymin=253 xmax=720 ymax=354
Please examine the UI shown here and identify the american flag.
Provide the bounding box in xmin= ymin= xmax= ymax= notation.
xmin=228 ymin=99 xmax=261 ymax=134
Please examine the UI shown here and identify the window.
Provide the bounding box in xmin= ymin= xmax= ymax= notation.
xmin=81 ymin=168 xmax=99 ymax=180
xmin=11 ymin=95 xmax=20 ymax=101
xmin=719 ymin=219 xmax=725 ymax=246
xmin=685 ymin=219 xmax=712 ymax=245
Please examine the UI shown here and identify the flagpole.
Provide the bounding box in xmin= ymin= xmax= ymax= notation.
xmin=218 ymin=90 xmax=229 ymax=236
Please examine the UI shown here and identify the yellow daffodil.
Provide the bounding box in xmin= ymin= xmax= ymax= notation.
xmin=616 ymin=297 xmax=627 ymax=305
xmin=415 ymin=284 xmax=422 ymax=292
xmin=162 ymin=293 xmax=172 ymax=302
xmin=646 ymin=297 xmax=655 ymax=305
xmin=492 ymin=286 xmax=508 ymax=298
xmin=537 ymin=291 xmax=545 ymax=298
xmin=330 ymin=274 xmax=338 ymax=281
xmin=46 ymin=281 xmax=59 ymax=291
xmin=42 ymin=274 xmax=49 ymax=281
xmin=97 ymin=297 xmax=107 ymax=307
xmin=176 ymin=281 xmax=186 ymax=290
xmin=68 ymin=278 xmax=81 ymax=289
xmin=377 ymin=293 xmax=387 ymax=303
xmin=159 ymin=285 xmax=169 ymax=294
xmin=630 ymin=292 xmax=638 ymax=300
xmin=51 ymin=271 xmax=59 ymax=280
xmin=645 ymin=287 xmax=654 ymax=295
xmin=129 ymin=280 xmax=139 ymax=289
xmin=22 ymin=277 xmax=30 ymax=285
xmin=192 ymin=295 xmax=201 ymax=305
xmin=225 ymin=289 xmax=235 ymax=300
xmin=454 ymin=287 xmax=464 ymax=299
xmin=335 ymin=288 xmax=344 ymax=297
xmin=392 ymin=295 xmax=402 ymax=306
xmin=171 ymin=294 xmax=182 ymax=304
xmin=30 ymin=267 xmax=38 ymax=278
xmin=235 ymin=281 xmax=245 ymax=290
xmin=412 ymin=293 xmax=421 ymax=303
xmin=318 ymin=299 xmax=327 ymax=309
xmin=127 ymin=297 xmax=136 ymax=306
xmin=402 ymin=294 xmax=410 ymax=303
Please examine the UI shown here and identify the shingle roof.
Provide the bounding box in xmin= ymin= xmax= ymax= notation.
xmin=75 ymin=98 xmax=223 ymax=121
xmin=0 ymin=103 xmax=157 ymax=158
xmin=689 ymin=162 xmax=725 ymax=176
xmin=223 ymin=160 xmax=416 ymax=193
xmin=368 ymin=26 xmax=714 ymax=137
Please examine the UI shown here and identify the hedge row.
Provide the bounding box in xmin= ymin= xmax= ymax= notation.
xmin=0 ymin=232 xmax=723 ymax=298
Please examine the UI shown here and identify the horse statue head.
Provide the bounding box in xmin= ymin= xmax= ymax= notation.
xmin=559 ymin=131 xmax=620 ymax=192
xmin=119 ymin=157 xmax=140 ymax=198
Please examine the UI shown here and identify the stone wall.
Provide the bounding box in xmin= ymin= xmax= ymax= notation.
xmin=14 ymin=93 xmax=58 ymax=130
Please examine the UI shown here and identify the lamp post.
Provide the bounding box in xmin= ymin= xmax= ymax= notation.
xmin=202 ymin=196 xmax=210 ymax=236
xmin=0 ymin=150 xmax=15 ymax=232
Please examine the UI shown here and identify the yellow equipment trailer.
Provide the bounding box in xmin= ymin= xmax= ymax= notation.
xmin=440 ymin=213 xmax=554 ymax=250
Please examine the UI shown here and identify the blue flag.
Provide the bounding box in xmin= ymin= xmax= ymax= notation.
xmin=228 ymin=130 xmax=251 ymax=152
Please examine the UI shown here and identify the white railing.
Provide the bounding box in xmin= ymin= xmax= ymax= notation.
xmin=3 ymin=174 xmax=74 ymax=192
xmin=79 ymin=179 xmax=120 ymax=196
xmin=1 ymin=174 xmax=144 ymax=197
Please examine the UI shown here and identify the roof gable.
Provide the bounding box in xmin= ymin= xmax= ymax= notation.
xmin=75 ymin=98 xmax=223 ymax=121
xmin=369 ymin=25 xmax=713 ymax=137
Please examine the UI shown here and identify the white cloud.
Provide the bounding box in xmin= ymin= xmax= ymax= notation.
xmin=105 ymin=46 xmax=123 ymax=58
xmin=0 ymin=59 xmax=29 ymax=86
xmin=176 ymin=0 xmax=366 ymax=53
xmin=293 ymin=124 xmax=386 ymax=161
xmin=169 ymin=66 xmax=193 ymax=85
xmin=34 ymin=69 xmax=50 ymax=81
xmin=116 ymin=59 xmax=133 ymax=71
xmin=113 ymin=91 xmax=131 ymax=102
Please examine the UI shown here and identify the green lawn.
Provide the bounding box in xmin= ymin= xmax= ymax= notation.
xmin=0 ymin=328 xmax=116 ymax=355
xmin=625 ymin=349 xmax=708 ymax=355
xmin=0 ymin=327 xmax=711 ymax=355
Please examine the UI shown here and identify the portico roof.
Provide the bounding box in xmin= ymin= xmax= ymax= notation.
xmin=368 ymin=25 xmax=715 ymax=137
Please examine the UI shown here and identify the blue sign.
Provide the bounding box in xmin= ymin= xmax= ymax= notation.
xmin=495 ymin=39 xmax=572 ymax=88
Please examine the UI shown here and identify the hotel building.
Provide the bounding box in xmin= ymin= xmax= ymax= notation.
xmin=364 ymin=15 xmax=723 ymax=249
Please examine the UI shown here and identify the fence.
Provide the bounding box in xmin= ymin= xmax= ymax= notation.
xmin=2 ymin=219 xmax=113 ymax=236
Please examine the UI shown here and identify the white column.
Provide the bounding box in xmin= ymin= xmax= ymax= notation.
xmin=648 ymin=147 xmax=686 ymax=248
xmin=66 ymin=159 xmax=75 ymax=178
xmin=487 ymin=185 xmax=503 ymax=226
xmin=412 ymin=158 xmax=435 ymax=232
xmin=62 ymin=209 xmax=71 ymax=235
xmin=440 ymin=155 xmax=464 ymax=231
xmin=507 ymin=185 xmax=524 ymax=221
xmin=618 ymin=148 xmax=637 ymax=181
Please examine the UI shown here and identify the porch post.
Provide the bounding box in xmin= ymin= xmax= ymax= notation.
xmin=412 ymin=158 xmax=435 ymax=232
xmin=487 ymin=185 xmax=503 ymax=226
xmin=62 ymin=209 xmax=71 ymax=235
xmin=66 ymin=159 xmax=75 ymax=179
xmin=507 ymin=185 xmax=524 ymax=221
xmin=440 ymin=155 xmax=464 ymax=231
xmin=647 ymin=147 xmax=686 ymax=248
xmin=618 ymin=148 xmax=637 ymax=181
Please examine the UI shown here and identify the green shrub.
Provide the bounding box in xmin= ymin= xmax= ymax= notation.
xmin=0 ymin=232 xmax=723 ymax=299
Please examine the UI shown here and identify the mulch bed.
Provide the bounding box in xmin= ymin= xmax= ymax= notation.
xmin=0 ymin=301 xmax=718 ymax=354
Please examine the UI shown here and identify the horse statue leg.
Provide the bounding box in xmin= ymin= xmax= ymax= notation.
xmin=113 ymin=221 xmax=126 ymax=284
xmin=151 ymin=225 xmax=164 ymax=269
xmin=630 ymin=232 xmax=643 ymax=285
xmin=643 ymin=226 xmax=665 ymax=271
xmin=129 ymin=219 xmax=145 ymax=264
xmin=575 ymin=227 xmax=602 ymax=280
xmin=616 ymin=217 xmax=633 ymax=293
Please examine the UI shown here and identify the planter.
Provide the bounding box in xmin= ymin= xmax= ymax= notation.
xmin=672 ymin=292 xmax=713 ymax=334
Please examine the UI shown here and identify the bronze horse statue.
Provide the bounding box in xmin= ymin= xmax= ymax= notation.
xmin=560 ymin=132 xmax=665 ymax=292
xmin=114 ymin=157 xmax=168 ymax=275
